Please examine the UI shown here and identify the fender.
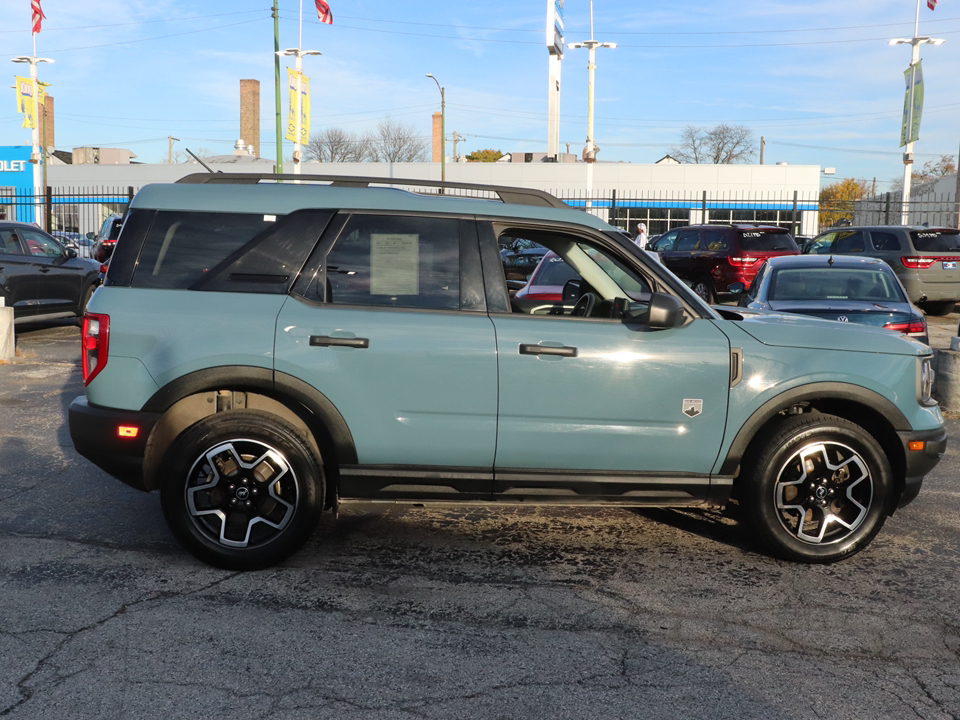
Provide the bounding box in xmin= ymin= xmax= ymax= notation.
xmin=717 ymin=381 xmax=910 ymax=476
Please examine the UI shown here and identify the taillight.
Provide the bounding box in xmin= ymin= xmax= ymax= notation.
xmin=728 ymin=257 xmax=760 ymax=267
xmin=884 ymin=318 xmax=927 ymax=335
xmin=901 ymin=257 xmax=936 ymax=269
xmin=82 ymin=313 xmax=110 ymax=385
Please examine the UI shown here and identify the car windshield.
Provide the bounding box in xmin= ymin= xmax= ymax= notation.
xmin=534 ymin=256 xmax=579 ymax=286
xmin=910 ymin=230 xmax=960 ymax=252
xmin=738 ymin=231 xmax=798 ymax=252
xmin=769 ymin=267 xmax=906 ymax=302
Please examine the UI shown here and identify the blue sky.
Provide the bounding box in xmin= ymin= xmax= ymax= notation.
xmin=2 ymin=0 xmax=959 ymax=191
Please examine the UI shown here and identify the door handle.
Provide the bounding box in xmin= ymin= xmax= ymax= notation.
xmin=519 ymin=343 xmax=577 ymax=358
xmin=310 ymin=335 xmax=369 ymax=349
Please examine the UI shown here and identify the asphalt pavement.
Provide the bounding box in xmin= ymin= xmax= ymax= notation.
xmin=1 ymin=320 xmax=959 ymax=720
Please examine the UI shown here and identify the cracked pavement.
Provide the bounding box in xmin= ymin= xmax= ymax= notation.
xmin=1 ymin=322 xmax=959 ymax=719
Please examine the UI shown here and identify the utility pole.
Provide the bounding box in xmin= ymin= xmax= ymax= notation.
xmin=168 ymin=136 xmax=179 ymax=164
xmin=760 ymin=136 xmax=765 ymax=165
xmin=452 ymin=131 xmax=463 ymax=163
xmin=273 ymin=0 xmax=284 ymax=173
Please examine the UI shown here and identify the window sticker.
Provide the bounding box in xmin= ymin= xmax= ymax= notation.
xmin=371 ymin=233 xmax=419 ymax=295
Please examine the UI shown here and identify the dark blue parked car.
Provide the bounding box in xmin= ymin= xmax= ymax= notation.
xmin=733 ymin=254 xmax=928 ymax=344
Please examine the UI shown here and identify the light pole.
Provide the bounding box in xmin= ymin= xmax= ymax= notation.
xmin=890 ymin=0 xmax=944 ymax=225
xmin=277 ymin=48 xmax=321 ymax=174
xmin=425 ymin=73 xmax=445 ymax=185
xmin=12 ymin=54 xmax=53 ymax=226
xmin=567 ymin=0 xmax=615 ymax=163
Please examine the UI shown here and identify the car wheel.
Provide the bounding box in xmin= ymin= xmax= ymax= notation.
xmin=919 ymin=300 xmax=956 ymax=317
xmin=160 ymin=410 xmax=325 ymax=570
xmin=692 ymin=279 xmax=714 ymax=304
xmin=77 ymin=283 xmax=96 ymax=318
xmin=740 ymin=413 xmax=892 ymax=563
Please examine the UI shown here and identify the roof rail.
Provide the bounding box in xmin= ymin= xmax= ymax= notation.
xmin=175 ymin=173 xmax=569 ymax=209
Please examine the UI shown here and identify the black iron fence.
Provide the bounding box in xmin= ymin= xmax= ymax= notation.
xmin=851 ymin=191 xmax=959 ymax=229
xmin=0 ymin=186 xmax=136 ymax=239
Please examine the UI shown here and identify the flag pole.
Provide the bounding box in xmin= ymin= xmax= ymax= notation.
xmin=273 ymin=0 xmax=283 ymax=174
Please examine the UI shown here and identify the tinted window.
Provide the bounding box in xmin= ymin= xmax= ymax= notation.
xmin=325 ymin=215 xmax=460 ymax=310
xmin=910 ymin=230 xmax=960 ymax=252
xmin=535 ymin=256 xmax=578 ymax=286
xmin=832 ymin=231 xmax=866 ymax=253
xmin=870 ymin=231 xmax=902 ymax=251
xmin=703 ymin=229 xmax=729 ymax=251
xmin=676 ymin=230 xmax=700 ymax=251
xmin=0 ymin=230 xmax=24 ymax=255
xmin=737 ymin=231 xmax=798 ymax=252
xmin=134 ymin=211 xmax=278 ymax=289
xmin=770 ymin=267 xmax=905 ymax=302
xmin=652 ymin=230 xmax=679 ymax=252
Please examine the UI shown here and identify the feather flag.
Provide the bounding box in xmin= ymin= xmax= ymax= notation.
xmin=928 ymin=0 xmax=937 ymax=9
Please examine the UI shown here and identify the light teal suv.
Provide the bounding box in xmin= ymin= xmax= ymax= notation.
xmin=69 ymin=174 xmax=947 ymax=569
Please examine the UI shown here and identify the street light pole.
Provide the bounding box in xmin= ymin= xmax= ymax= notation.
xmin=567 ymin=0 xmax=615 ymax=163
xmin=426 ymin=73 xmax=445 ymax=185
xmin=12 ymin=54 xmax=54 ymax=226
xmin=890 ymin=0 xmax=944 ymax=225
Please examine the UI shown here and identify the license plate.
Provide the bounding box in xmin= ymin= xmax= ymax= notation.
xmin=944 ymin=261 xmax=957 ymax=269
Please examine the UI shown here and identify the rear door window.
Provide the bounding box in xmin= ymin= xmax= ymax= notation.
xmin=870 ymin=231 xmax=902 ymax=251
xmin=832 ymin=231 xmax=866 ymax=253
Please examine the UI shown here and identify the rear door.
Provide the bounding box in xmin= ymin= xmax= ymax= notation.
xmin=274 ymin=213 xmax=499 ymax=501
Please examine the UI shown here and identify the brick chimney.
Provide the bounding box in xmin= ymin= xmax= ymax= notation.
xmin=40 ymin=95 xmax=54 ymax=150
xmin=240 ymin=79 xmax=260 ymax=158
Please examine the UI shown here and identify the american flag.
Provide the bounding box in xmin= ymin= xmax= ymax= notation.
xmin=315 ymin=0 xmax=333 ymax=25
xmin=928 ymin=0 xmax=937 ymax=9
xmin=31 ymin=0 xmax=46 ymax=34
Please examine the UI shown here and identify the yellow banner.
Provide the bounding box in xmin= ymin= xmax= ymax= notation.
xmin=285 ymin=68 xmax=311 ymax=144
xmin=16 ymin=76 xmax=36 ymax=129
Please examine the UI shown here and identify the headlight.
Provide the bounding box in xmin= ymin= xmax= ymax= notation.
xmin=919 ymin=356 xmax=935 ymax=405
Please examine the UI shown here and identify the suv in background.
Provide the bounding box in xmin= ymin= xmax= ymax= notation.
xmin=804 ymin=226 xmax=960 ymax=316
xmin=92 ymin=214 xmax=124 ymax=264
xmin=648 ymin=224 xmax=800 ymax=303
xmin=68 ymin=174 xmax=945 ymax=570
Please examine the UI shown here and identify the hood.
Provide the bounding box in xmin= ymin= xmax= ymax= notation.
xmin=717 ymin=306 xmax=929 ymax=356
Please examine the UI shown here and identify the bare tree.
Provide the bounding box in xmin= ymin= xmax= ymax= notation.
xmin=889 ymin=154 xmax=955 ymax=194
xmin=173 ymin=146 xmax=213 ymax=164
xmin=368 ymin=117 xmax=429 ymax=162
xmin=305 ymin=127 xmax=371 ymax=162
xmin=671 ymin=124 xmax=755 ymax=164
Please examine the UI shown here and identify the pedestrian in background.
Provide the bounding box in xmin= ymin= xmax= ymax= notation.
xmin=635 ymin=222 xmax=648 ymax=249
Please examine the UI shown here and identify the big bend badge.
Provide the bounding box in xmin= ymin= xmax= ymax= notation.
xmin=682 ymin=399 xmax=703 ymax=418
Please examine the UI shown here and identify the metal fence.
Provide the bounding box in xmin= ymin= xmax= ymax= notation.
xmin=0 ymin=186 xmax=136 ymax=240
xmin=1 ymin=184 xmax=823 ymax=240
xmin=852 ymin=191 xmax=960 ymax=229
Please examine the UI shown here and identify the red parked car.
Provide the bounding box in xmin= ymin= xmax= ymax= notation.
xmin=512 ymin=251 xmax=579 ymax=313
xmin=647 ymin=224 xmax=800 ymax=303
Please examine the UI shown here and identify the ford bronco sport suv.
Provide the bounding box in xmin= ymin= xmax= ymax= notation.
xmin=69 ymin=174 xmax=946 ymax=570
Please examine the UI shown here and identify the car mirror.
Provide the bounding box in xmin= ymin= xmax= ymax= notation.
xmin=728 ymin=282 xmax=746 ymax=295
xmin=647 ymin=292 xmax=685 ymax=329
xmin=64 ymin=246 xmax=78 ymax=259
xmin=86 ymin=232 xmax=96 ymax=240
xmin=562 ymin=279 xmax=581 ymax=305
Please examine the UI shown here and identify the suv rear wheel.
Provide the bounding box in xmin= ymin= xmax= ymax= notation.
xmin=160 ymin=410 xmax=325 ymax=570
xmin=740 ymin=413 xmax=892 ymax=563
xmin=691 ymin=278 xmax=714 ymax=304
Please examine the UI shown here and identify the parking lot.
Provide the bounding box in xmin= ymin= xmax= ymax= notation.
xmin=1 ymin=321 xmax=959 ymax=719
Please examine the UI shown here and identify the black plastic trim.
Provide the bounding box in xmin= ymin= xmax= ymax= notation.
xmin=897 ymin=425 xmax=948 ymax=507
xmin=718 ymin=382 xmax=914 ymax=476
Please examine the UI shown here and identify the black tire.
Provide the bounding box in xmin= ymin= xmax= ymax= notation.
xmin=919 ymin=300 xmax=956 ymax=317
xmin=692 ymin=278 xmax=714 ymax=304
xmin=739 ymin=413 xmax=892 ymax=563
xmin=160 ymin=410 xmax=325 ymax=570
xmin=77 ymin=283 xmax=96 ymax=318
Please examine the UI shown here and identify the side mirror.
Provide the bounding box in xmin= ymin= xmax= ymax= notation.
xmin=728 ymin=282 xmax=746 ymax=295
xmin=86 ymin=232 xmax=96 ymax=240
xmin=64 ymin=247 xmax=78 ymax=259
xmin=648 ymin=292 xmax=685 ymax=329
xmin=561 ymin=279 xmax=581 ymax=305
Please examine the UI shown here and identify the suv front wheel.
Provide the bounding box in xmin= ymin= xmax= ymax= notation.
xmin=160 ymin=410 xmax=325 ymax=570
xmin=740 ymin=413 xmax=892 ymax=563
